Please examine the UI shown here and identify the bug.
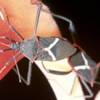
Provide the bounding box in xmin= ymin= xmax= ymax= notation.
xmin=0 ymin=1 xmax=100 ymax=100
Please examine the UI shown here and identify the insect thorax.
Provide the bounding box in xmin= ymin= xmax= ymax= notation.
xmin=11 ymin=39 xmax=38 ymax=61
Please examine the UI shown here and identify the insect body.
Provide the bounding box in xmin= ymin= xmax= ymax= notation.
xmin=0 ymin=2 xmax=99 ymax=100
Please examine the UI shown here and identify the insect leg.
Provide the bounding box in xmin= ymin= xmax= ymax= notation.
xmin=13 ymin=55 xmax=33 ymax=85
xmin=0 ymin=51 xmax=21 ymax=78
xmin=80 ymin=78 xmax=93 ymax=99
xmin=70 ymin=68 xmax=93 ymax=99
xmin=34 ymin=5 xmax=76 ymax=42
xmin=5 ymin=14 xmax=24 ymax=40
xmin=13 ymin=56 xmax=22 ymax=83
xmin=26 ymin=61 xmax=33 ymax=85
xmin=49 ymin=13 xmax=76 ymax=43
xmin=13 ymin=60 xmax=33 ymax=86
xmin=0 ymin=7 xmax=24 ymax=40
xmin=32 ymin=1 xmax=42 ymax=46
xmin=13 ymin=68 xmax=29 ymax=85
xmin=33 ymin=2 xmax=42 ymax=37
xmin=8 ymin=23 xmax=24 ymax=40
xmin=12 ymin=52 xmax=32 ymax=85
xmin=33 ymin=2 xmax=75 ymax=33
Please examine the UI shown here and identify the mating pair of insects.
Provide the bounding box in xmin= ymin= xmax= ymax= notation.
xmin=0 ymin=2 xmax=100 ymax=99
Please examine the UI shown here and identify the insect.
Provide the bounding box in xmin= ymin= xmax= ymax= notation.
xmin=0 ymin=1 xmax=99 ymax=100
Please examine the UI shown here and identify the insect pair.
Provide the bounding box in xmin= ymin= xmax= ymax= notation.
xmin=0 ymin=1 xmax=100 ymax=99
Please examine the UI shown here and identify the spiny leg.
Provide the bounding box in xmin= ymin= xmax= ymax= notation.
xmin=33 ymin=2 xmax=42 ymax=37
xmin=79 ymin=78 xmax=93 ymax=99
xmin=0 ymin=36 xmax=22 ymax=79
xmin=13 ymin=55 xmax=33 ymax=85
xmin=8 ymin=24 xmax=24 ymax=40
xmin=34 ymin=4 xmax=76 ymax=42
xmin=13 ymin=55 xmax=22 ymax=83
xmin=0 ymin=51 xmax=21 ymax=75
xmin=12 ymin=51 xmax=28 ymax=84
xmin=13 ymin=60 xmax=33 ymax=86
xmin=0 ymin=8 xmax=24 ymax=41
xmin=0 ymin=35 xmax=22 ymax=80
xmin=5 ymin=14 xmax=24 ymax=40
xmin=13 ymin=68 xmax=29 ymax=85
xmin=11 ymin=51 xmax=32 ymax=85
xmin=32 ymin=1 xmax=43 ymax=47
xmin=48 ymin=13 xmax=76 ymax=43
xmin=26 ymin=61 xmax=33 ymax=85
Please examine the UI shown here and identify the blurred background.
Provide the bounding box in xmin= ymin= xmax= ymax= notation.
xmin=0 ymin=0 xmax=100 ymax=100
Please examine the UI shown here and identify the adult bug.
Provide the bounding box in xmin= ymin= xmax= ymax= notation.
xmin=0 ymin=1 xmax=99 ymax=100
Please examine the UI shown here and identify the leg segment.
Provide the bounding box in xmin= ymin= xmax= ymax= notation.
xmin=80 ymin=78 xmax=93 ymax=99
xmin=8 ymin=23 xmax=24 ymax=40
xmin=13 ymin=60 xmax=33 ymax=86
xmin=13 ymin=55 xmax=22 ymax=83
xmin=0 ymin=51 xmax=22 ymax=79
xmin=33 ymin=4 xmax=76 ymax=42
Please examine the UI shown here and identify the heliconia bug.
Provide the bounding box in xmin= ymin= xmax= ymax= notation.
xmin=0 ymin=1 xmax=99 ymax=100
